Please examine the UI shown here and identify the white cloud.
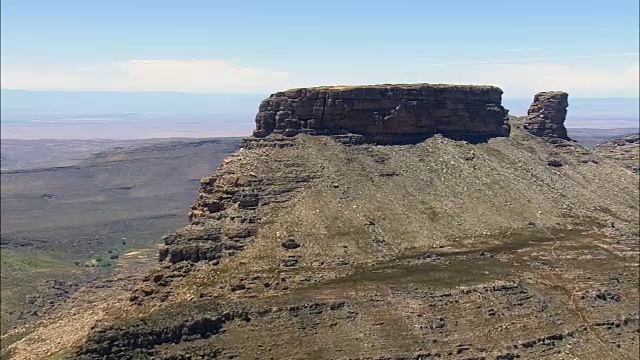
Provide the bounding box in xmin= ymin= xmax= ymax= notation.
xmin=499 ymin=48 xmax=541 ymax=52
xmin=298 ymin=63 xmax=639 ymax=98
xmin=1 ymin=60 xmax=293 ymax=93
xmin=1 ymin=56 xmax=638 ymax=98
xmin=123 ymin=60 xmax=291 ymax=92
xmin=458 ymin=63 xmax=639 ymax=97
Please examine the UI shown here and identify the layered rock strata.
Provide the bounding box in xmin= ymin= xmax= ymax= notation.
xmin=253 ymin=84 xmax=511 ymax=144
xmin=523 ymin=91 xmax=570 ymax=140
xmin=157 ymin=136 xmax=313 ymax=266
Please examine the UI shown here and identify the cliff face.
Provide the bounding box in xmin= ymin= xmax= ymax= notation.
xmin=254 ymin=84 xmax=511 ymax=144
xmin=157 ymin=136 xmax=314 ymax=266
xmin=523 ymin=91 xmax=570 ymax=140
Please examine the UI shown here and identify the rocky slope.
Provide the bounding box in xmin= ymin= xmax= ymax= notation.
xmin=593 ymin=134 xmax=639 ymax=174
xmin=4 ymin=83 xmax=638 ymax=360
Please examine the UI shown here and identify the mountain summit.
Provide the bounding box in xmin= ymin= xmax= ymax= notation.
xmin=253 ymin=84 xmax=510 ymax=143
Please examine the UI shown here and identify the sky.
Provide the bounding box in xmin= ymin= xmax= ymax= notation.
xmin=1 ymin=0 xmax=639 ymax=97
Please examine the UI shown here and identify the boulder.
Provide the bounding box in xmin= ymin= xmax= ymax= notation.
xmin=281 ymin=239 xmax=301 ymax=250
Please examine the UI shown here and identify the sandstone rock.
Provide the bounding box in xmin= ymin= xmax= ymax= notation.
xmin=281 ymin=257 xmax=299 ymax=267
xmin=430 ymin=317 xmax=446 ymax=329
xmin=253 ymin=84 xmax=511 ymax=144
xmin=524 ymin=91 xmax=570 ymax=140
xmin=546 ymin=159 xmax=563 ymax=167
xmin=159 ymin=244 xmax=223 ymax=264
xmin=229 ymin=283 xmax=246 ymax=292
xmin=235 ymin=190 xmax=259 ymax=208
xmin=281 ymin=239 xmax=301 ymax=250
xmin=597 ymin=134 xmax=639 ymax=147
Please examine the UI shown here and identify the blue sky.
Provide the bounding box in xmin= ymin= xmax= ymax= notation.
xmin=1 ymin=0 xmax=639 ymax=97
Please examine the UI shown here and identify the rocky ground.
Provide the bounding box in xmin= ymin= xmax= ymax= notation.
xmin=73 ymin=230 xmax=639 ymax=360
xmin=593 ymin=134 xmax=639 ymax=174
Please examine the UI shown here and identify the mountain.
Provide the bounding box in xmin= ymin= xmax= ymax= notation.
xmin=3 ymin=84 xmax=638 ymax=360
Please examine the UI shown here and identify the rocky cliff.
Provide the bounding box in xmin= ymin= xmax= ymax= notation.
xmin=523 ymin=91 xmax=570 ymax=140
xmin=254 ymin=84 xmax=511 ymax=144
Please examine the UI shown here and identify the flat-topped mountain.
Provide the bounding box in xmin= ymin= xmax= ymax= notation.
xmin=254 ymin=84 xmax=510 ymax=143
xmin=5 ymin=83 xmax=638 ymax=360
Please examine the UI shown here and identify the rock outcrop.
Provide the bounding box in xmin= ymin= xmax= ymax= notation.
xmin=523 ymin=91 xmax=570 ymax=140
xmin=253 ymin=84 xmax=511 ymax=144
xmin=155 ymin=136 xmax=315 ymax=267
xmin=596 ymin=134 xmax=640 ymax=148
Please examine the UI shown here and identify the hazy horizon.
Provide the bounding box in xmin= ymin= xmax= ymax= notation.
xmin=1 ymin=88 xmax=638 ymax=140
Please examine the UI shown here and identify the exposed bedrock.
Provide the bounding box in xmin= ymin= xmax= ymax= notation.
xmin=523 ymin=91 xmax=570 ymax=140
xmin=253 ymin=83 xmax=511 ymax=144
